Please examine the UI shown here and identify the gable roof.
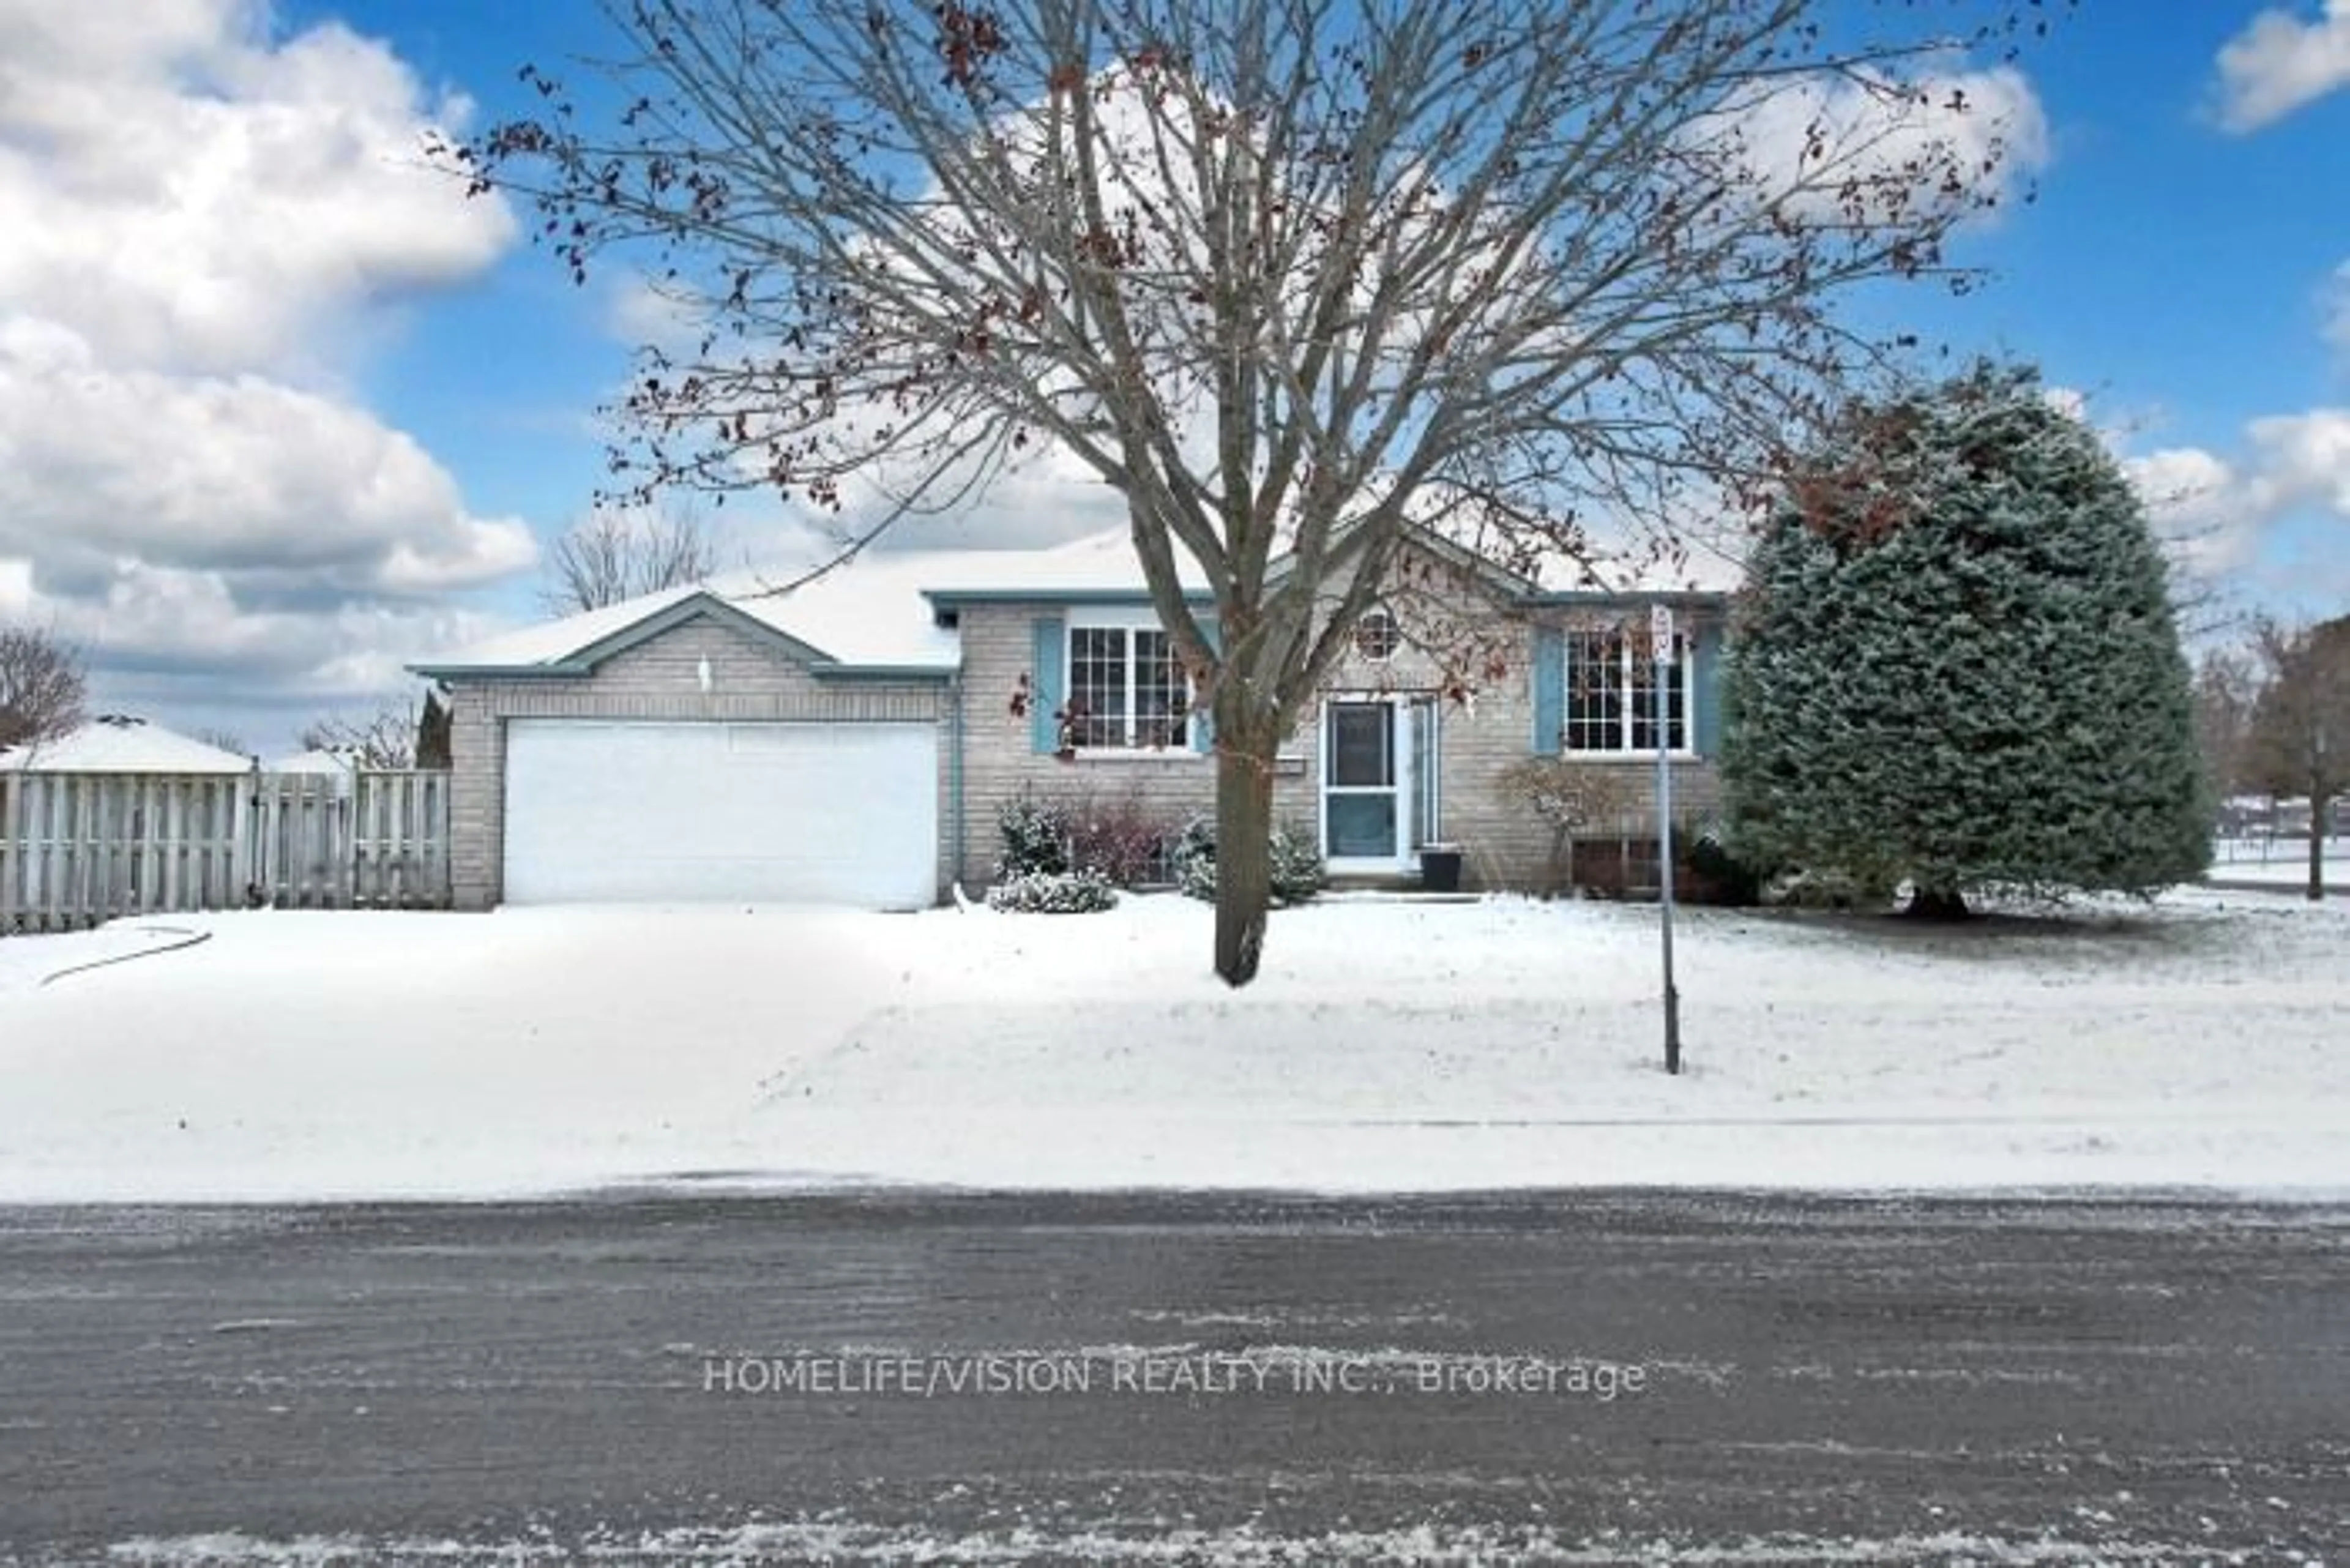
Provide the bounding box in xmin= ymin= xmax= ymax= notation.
xmin=412 ymin=531 xmax=1209 ymax=680
xmin=2 ymin=716 xmax=255 ymax=774
xmin=413 ymin=555 xmax=961 ymax=680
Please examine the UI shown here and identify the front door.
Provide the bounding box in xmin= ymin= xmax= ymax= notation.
xmin=1322 ymin=698 xmax=1420 ymax=873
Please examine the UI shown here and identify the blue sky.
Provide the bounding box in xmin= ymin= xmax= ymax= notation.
xmin=2 ymin=1 xmax=2346 ymax=752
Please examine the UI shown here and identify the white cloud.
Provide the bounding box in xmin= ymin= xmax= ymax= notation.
xmin=0 ymin=1 xmax=530 ymax=743
xmin=2213 ymin=0 xmax=2350 ymax=133
xmin=2127 ymin=411 xmax=2350 ymax=583
xmin=0 ymin=320 xmax=533 ymax=592
xmin=809 ymin=438 xmax=1138 ymax=559
xmin=605 ymin=274 xmax=712 ymax=360
xmin=2243 ymin=408 xmax=2350 ymax=516
xmin=2325 ymin=261 xmax=2350 ymax=357
xmin=0 ymin=0 xmax=511 ymax=379
xmin=3 ymin=560 xmax=505 ymax=697
xmin=1723 ymin=65 xmax=2051 ymax=226
xmin=2128 ymin=446 xmax=2259 ymax=578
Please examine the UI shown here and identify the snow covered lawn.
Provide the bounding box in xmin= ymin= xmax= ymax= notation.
xmin=1 ymin=889 xmax=2344 ymax=1201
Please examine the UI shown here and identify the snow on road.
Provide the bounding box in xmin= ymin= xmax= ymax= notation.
xmin=1 ymin=889 xmax=2343 ymax=1201
xmin=96 ymin=1523 xmax=2221 ymax=1564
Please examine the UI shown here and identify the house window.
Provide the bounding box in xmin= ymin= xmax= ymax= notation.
xmin=1564 ymin=628 xmax=1690 ymax=753
xmin=1354 ymin=607 xmax=1400 ymax=662
xmin=1067 ymin=618 xmax=1192 ymax=750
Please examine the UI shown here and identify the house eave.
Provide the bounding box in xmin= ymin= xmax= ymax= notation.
xmin=406 ymin=657 xmax=957 ymax=685
xmin=405 ymin=661 xmax=598 ymax=682
xmin=922 ymin=588 xmax=1217 ymax=608
xmin=807 ymin=663 xmax=958 ymax=684
xmin=1526 ymin=588 xmax=1732 ymax=608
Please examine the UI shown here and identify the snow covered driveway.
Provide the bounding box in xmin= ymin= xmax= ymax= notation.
xmin=1 ymin=890 xmax=2343 ymax=1201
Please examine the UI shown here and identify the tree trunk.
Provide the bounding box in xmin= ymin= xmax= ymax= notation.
xmin=2309 ymin=787 xmax=2329 ymax=903
xmin=1212 ymin=724 xmax=1278 ymax=988
xmin=1902 ymin=886 xmax=1971 ymax=920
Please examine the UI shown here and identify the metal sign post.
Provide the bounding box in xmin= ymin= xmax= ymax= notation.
xmin=1651 ymin=603 xmax=1682 ymax=1075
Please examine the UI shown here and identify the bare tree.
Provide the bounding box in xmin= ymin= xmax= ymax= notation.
xmin=0 ymin=625 xmax=87 ymax=753
xmin=2244 ymin=614 xmax=2350 ymax=900
xmin=540 ymin=504 xmax=721 ymax=614
xmin=2190 ymin=641 xmax=2259 ymax=812
xmin=299 ymin=700 xmax=431 ymax=770
xmin=453 ymin=0 xmax=2057 ymax=983
xmin=1498 ymin=755 xmax=1638 ymax=895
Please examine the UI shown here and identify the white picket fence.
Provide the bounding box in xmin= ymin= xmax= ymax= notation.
xmin=0 ymin=769 xmax=452 ymax=933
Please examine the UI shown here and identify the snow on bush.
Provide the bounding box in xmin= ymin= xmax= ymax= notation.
xmin=995 ymin=789 xmax=1175 ymax=887
xmin=984 ymin=868 xmax=1119 ymax=914
xmin=993 ymin=793 xmax=1072 ymax=879
xmin=1171 ymin=815 xmax=1325 ymax=905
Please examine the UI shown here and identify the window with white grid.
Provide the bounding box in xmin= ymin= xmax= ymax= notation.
xmin=1066 ymin=619 xmax=1192 ymax=752
xmin=1564 ymin=629 xmax=1690 ymax=753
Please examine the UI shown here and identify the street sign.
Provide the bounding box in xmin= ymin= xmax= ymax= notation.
xmin=1649 ymin=602 xmax=1675 ymax=662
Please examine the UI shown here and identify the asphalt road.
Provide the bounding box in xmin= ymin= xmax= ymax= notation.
xmin=1 ymin=1191 xmax=2344 ymax=1564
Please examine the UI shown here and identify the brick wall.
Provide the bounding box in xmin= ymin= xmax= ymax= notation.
xmin=954 ymin=583 xmax=1723 ymax=894
xmin=952 ymin=601 xmax=1235 ymax=886
xmin=446 ymin=578 xmax=1728 ymax=909
xmin=446 ymin=613 xmax=948 ymax=910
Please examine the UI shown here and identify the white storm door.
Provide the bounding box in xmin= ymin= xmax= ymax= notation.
xmin=1322 ymin=698 xmax=1414 ymax=872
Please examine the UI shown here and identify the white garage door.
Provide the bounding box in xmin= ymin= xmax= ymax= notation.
xmin=503 ymin=720 xmax=938 ymax=908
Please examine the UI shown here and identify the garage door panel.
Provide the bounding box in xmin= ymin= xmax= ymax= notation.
xmin=503 ymin=720 xmax=936 ymax=908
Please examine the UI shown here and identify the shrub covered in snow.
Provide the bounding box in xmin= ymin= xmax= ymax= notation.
xmin=1171 ymin=815 xmax=1324 ymax=905
xmin=1721 ymin=362 xmax=2210 ymax=914
xmin=993 ymin=794 xmax=1071 ymax=879
xmin=996 ymin=789 xmax=1178 ymax=887
xmin=985 ymin=868 xmax=1119 ymax=914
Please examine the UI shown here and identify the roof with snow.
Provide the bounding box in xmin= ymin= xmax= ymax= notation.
xmin=1 ymin=716 xmax=256 ymax=774
xmin=411 ymin=532 xmax=1214 ymax=679
xmin=409 ymin=526 xmax=1728 ymax=681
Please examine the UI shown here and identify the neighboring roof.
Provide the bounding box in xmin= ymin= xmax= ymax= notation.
xmin=1 ymin=716 xmax=255 ymax=774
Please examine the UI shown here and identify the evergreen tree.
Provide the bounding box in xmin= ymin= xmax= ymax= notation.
xmin=1721 ymin=364 xmax=2210 ymax=916
xmin=414 ymin=690 xmax=454 ymax=771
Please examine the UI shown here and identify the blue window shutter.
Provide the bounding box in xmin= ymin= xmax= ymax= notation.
xmin=1031 ymin=617 xmax=1065 ymax=755
xmin=1532 ymin=627 xmax=1563 ymax=756
xmin=1191 ymin=614 xmax=1219 ymax=754
xmin=1693 ymin=625 xmax=1723 ymax=758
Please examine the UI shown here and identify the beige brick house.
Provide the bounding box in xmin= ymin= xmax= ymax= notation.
xmin=411 ymin=530 xmax=1729 ymax=909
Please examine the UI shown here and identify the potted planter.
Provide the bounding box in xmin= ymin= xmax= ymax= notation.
xmin=1418 ymin=842 xmax=1464 ymax=893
